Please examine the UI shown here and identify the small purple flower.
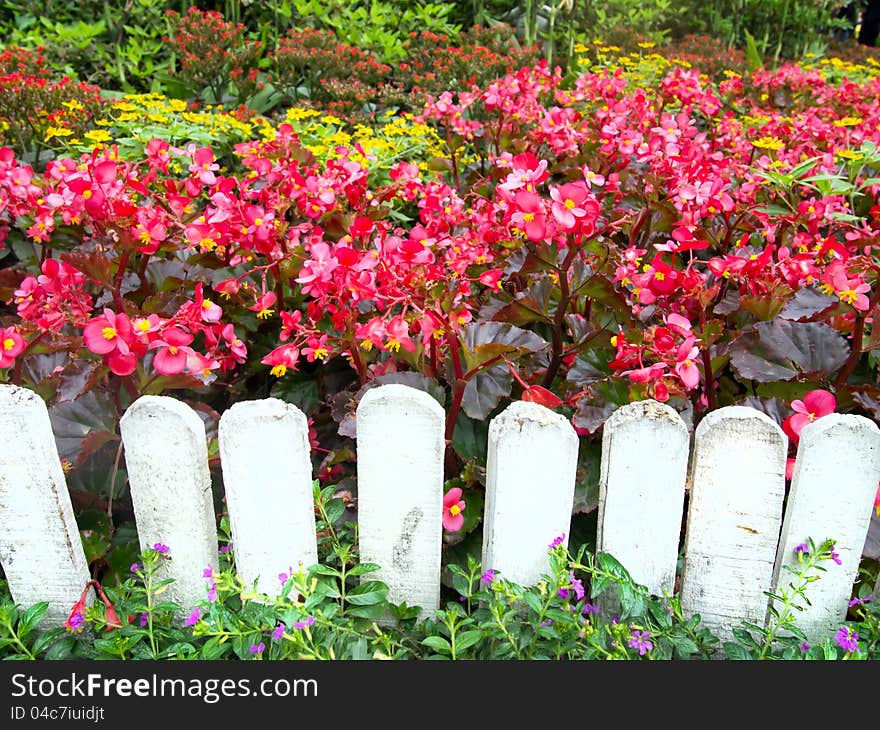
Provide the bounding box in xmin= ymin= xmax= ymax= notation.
xmin=219 ymin=543 xmax=233 ymax=554
xmin=800 ymin=642 xmax=810 ymax=653
xmin=139 ymin=612 xmax=149 ymax=628
xmin=249 ymin=642 xmax=265 ymax=655
xmin=540 ymin=619 xmax=553 ymax=627
xmin=794 ymin=543 xmax=809 ymax=559
xmin=207 ymin=585 xmax=218 ymax=602
xmin=582 ymin=603 xmax=600 ymax=616
xmin=570 ymin=571 xmax=585 ymax=601
xmin=480 ymin=569 xmax=495 ymax=586
xmin=558 ymin=587 xmax=570 ymax=600
xmin=849 ymin=594 xmax=873 ymax=608
xmin=458 ymin=595 xmax=467 ymax=602
xmin=278 ymin=566 xmax=294 ymax=585
xmin=152 ymin=542 xmax=169 ymax=554
xmin=829 ymin=545 xmax=842 ymax=565
xmin=184 ymin=608 xmax=201 ymax=627
xmin=202 ymin=566 xmax=214 ymax=578
xmin=130 ymin=562 xmax=141 ymax=573
xmin=549 ymin=533 xmax=566 ymax=549
xmin=628 ymin=629 xmax=653 ymax=656
xmin=272 ymin=623 xmax=285 ymax=641
xmin=834 ymin=626 xmax=859 ymax=654
xmin=66 ymin=611 xmax=85 ymax=632
xmin=293 ymin=616 xmax=315 ymax=630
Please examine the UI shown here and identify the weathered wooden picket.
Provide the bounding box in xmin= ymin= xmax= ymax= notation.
xmin=1 ymin=382 xmax=879 ymax=646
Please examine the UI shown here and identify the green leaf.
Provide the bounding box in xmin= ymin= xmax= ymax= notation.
xmin=451 ymin=413 xmax=489 ymax=466
xmin=345 ymin=581 xmax=389 ymax=606
xmin=17 ymin=602 xmax=49 ymax=638
xmin=454 ymin=630 xmax=483 ymax=652
xmin=345 ymin=604 xmax=386 ymax=619
xmin=77 ymin=509 xmax=113 ymax=564
xmin=269 ymin=376 xmax=321 ymax=413
xmin=421 ymin=635 xmax=452 ymax=653
xmin=346 ymin=563 xmax=381 ymax=577
xmin=723 ymin=642 xmax=754 ymax=660
xmin=309 ymin=565 xmax=342 ymax=578
xmin=670 ymin=635 xmax=700 ymax=657
xmin=743 ymin=28 xmax=763 ymax=71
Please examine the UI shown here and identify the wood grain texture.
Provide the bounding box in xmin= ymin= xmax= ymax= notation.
xmin=219 ymin=398 xmax=318 ymax=597
xmin=0 ymin=385 xmax=91 ymax=626
xmin=598 ymin=399 xmax=689 ymax=597
xmin=483 ymin=400 xmax=578 ymax=586
xmin=356 ymin=385 xmax=444 ymax=619
xmin=772 ymin=414 xmax=880 ymax=640
xmin=680 ymin=406 xmax=787 ymax=641
xmin=120 ymin=396 xmax=217 ymax=616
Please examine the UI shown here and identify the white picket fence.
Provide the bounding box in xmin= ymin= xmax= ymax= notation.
xmin=0 ymin=382 xmax=879 ymax=646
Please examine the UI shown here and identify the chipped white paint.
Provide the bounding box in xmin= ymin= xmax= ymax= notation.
xmin=483 ymin=400 xmax=578 ymax=586
xmin=772 ymin=414 xmax=880 ymax=641
xmin=356 ymin=385 xmax=444 ymax=618
xmin=218 ymin=398 xmax=317 ymax=597
xmin=680 ymin=406 xmax=787 ymax=641
xmin=0 ymin=385 xmax=91 ymax=626
xmin=120 ymin=396 xmax=217 ymax=615
xmin=598 ymin=400 xmax=689 ymax=597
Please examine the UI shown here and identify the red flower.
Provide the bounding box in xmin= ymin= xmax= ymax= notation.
xmin=0 ymin=326 xmax=26 ymax=368
xmin=782 ymin=389 xmax=836 ymax=445
xmin=511 ymin=190 xmax=549 ymax=241
xmin=442 ymin=487 xmax=466 ymax=532
xmin=149 ymin=327 xmax=195 ymax=376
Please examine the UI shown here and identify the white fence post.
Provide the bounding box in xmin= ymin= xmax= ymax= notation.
xmin=218 ymin=398 xmax=317 ymax=597
xmin=356 ymin=384 xmax=444 ymax=618
xmin=597 ymin=399 xmax=689 ymax=597
xmin=0 ymin=385 xmax=91 ymax=627
xmin=772 ymin=414 xmax=880 ymax=641
xmin=680 ymin=406 xmax=787 ymax=641
xmin=483 ymin=400 xmax=578 ymax=586
xmin=120 ymin=396 xmax=217 ymax=616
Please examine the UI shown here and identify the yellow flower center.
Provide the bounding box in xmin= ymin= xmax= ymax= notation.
xmin=522 ymin=213 xmax=535 ymax=223
xmin=2 ymin=337 xmax=15 ymax=351
xmin=101 ymin=326 xmax=117 ymax=340
xmin=270 ymin=364 xmax=287 ymax=377
xmin=564 ymin=199 xmax=576 ymax=209
xmin=314 ymin=347 xmax=329 ymax=360
xmin=449 ymin=504 xmax=461 ymax=517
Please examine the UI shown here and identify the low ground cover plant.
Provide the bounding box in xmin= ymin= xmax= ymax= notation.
xmin=1 ymin=485 xmax=876 ymax=660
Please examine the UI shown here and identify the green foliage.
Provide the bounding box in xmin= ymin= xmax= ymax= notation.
xmin=2 ymin=518 xmax=875 ymax=660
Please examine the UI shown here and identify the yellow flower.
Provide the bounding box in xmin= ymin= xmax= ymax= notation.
xmin=751 ymin=136 xmax=785 ymax=151
xmin=836 ymin=149 xmax=864 ymax=161
xmin=44 ymin=126 xmax=74 ymax=141
xmin=833 ymin=117 xmax=862 ymax=128
xmin=84 ymin=129 xmax=113 ymax=144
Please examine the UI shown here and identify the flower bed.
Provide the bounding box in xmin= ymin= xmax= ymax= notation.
xmin=1 ymin=8 xmax=880 ymax=661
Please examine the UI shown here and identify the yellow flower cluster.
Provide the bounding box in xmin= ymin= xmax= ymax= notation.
xmin=51 ymin=92 xmax=271 ymax=158
xmin=275 ymin=107 xmax=445 ymax=178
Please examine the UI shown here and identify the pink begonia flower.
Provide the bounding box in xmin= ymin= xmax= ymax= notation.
xmin=0 ymin=326 xmax=26 ymax=368
xmin=442 ymin=487 xmax=466 ymax=532
xmin=782 ymin=389 xmax=836 ymax=445
xmin=149 ymin=327 xmax=195 ymax=376
xmin=674 ymin=338 xmax=701 ymax=390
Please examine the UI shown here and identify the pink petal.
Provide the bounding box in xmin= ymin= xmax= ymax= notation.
xmin=443 ymin=487 xmax=463 ymax=508
xmin=443 ymin=512 xmax=464 ymax=532
xmin=803 ymin=390 xmax=836 ymax=417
